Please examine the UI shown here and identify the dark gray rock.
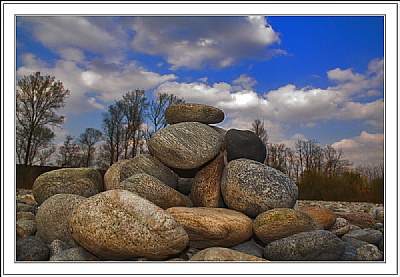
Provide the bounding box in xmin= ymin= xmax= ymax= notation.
xmin=177 ymin=178 xmax=194 ymax=196
xmin=16 ymin=236 xmax=50 ymax=261
xmin=165 ymin=103 xmax=224 ymax=124
xmin=50 ymin=247 xmax=99 ymax=261
xmin=231 ymin=239 xmax=264 ymax=258
xmin=356 ymin=244 xmax=383 ymax=261
xmin=378 ymin=238 xmax=384 ymax=252
xmin=342 ymin=228 xmax=383 ymax=246
xmin=340 ymin=241 xmax=357 ymax=261
xmin=263 ymin=230 xmax=345 ymax=261
xmin=16 ymin=219 xmax=37 ymax=237
xmin=221 ymin=159 xmax=298 ymax=217
xmin=225 ymin=129 xmax=266 ymax=163
xmin=148 ymin=122 xmax=222 ymax=169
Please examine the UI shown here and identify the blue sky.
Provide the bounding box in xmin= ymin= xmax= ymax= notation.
xmin=16 ymin=15 xmax=384 ymax=166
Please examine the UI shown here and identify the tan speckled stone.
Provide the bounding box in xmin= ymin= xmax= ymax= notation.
xmin=300 ymin=206 xmax=337 ymax=229
xmin=190 ymin=152 xmax=224 ymax=207
xmin=104 ymin=155 xmax=178 ymax=190
xmin=33 ymin=168 xmax=102 ymax=205
xmin=166 ymin=207 xmax=253 ymax=249
xmin=118 ymin=174 xmax=192 ymax=209
xmin=148 ymin=122 xmax=222 ymax=169
xmin=335 ymin=212 xmax=375 ymax=228
xmin=190 ymin=247 xmax=266 ymax=261
xmin=253 ymin=208 xmax=322 ymax=244
xmin=165 ymin=103 xmax=224 ymax=124
xmin=70 ymin=190 xmax=189 ymax=260
xmin=35 ymin=194 xmax=86 ymax=247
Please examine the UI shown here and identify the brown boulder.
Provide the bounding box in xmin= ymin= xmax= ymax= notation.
xmin=335 ymin=212 xmax=375 ymax=228
xmin=300 ymin=206 xmax=337 ymax=229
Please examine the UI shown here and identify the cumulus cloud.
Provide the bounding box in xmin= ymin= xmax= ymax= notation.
xmin=332 ymin=131 xmax=384 ymax=166
xmin=129 ymin=16 xmax=282 ymax=69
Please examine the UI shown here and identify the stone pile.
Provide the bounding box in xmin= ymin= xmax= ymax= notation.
xmin=16 ymin=103 xmax=384 ymax=262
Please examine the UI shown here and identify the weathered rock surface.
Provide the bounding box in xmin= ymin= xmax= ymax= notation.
xmin=300 ymin=206 xmax=337 ymax=229
xmin=16 ymin=219 xmax=37 ymax=237
xmin=167 ymin=207 xmax=253 ymax=249
xmin=16 ymin=211 xmax=35 ymax=221
xmin=329 ymin=217 xmax=351 ymax=236
xmin=49 ymin=239 xmax=67 ymax=257
xmin=356 ymin=243 xmax=383 ymax=261
xmin=50 ymin=247 xmax=99 ymax=261
xmin=190 ymin=152 xmax=224 ymax=207
xmin=335 ymin=212 xmax=375 ymax=228
xmin=36 ymin=194 xmax=86 ymax=247
xmin=148 ymin=122 xmax=222 ymax=169
xmin=33 ymin=168 xmax=102 ymax=205
xmin=165 ymin=103 xmax=224 ymax=124
xmin=221 ymin=159 xmax=298 ymax=217
xmin=104 ymin=154 xmax=178 ymax=190
xmin=253 ymin=208 xmax=322 ymax=244
xmin=118 ymin=174 xmax=192 ymax=209
xmin=231 ymin=239 xmax=264 ymax=258
xmin=190 ymin=247 xmax=266 ymax=261
xmin=225 ymin=129 xmax=266 ymax=163
xmin=16 ymin=236 xmax=50 ymax=261
xmin=263 ymin=230 xmax=345 ymax=261
xmin=342 ymin=228 xmax=383 ymax=246
xmin=70 ymin=190 xmax=189 ymax=260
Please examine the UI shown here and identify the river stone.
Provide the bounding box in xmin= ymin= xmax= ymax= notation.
xmin=190 ymin=247 xmax=266 ymax=261
xmin=253 ymin=208 xmax=322 ymax=244
xmin=16 ymin=236 xmax=50 ymax=261
xmin=16 ymin=219 xmax=37 ymax=237
xmin=329 ymin=217 xmax=351 ymax=236
xmin=299 ymin=206 xmax=337 ymax=229
xmin=117 ymin=174 xmax=192 ymax=209
xmin=36 ymin=194 xmax=86 ymax=247
xmin=221 ymin=159 xmax=298 ymax=217
xmin=340 ymin=241 xmax=358 ymax=261
xmin=356 ymin=244 xmax=383 ymax=261
xmin=49 ymin=239 xmax=67 ymax=257
xmin=165 ymin=103 xmax=224 ymax=124
xmin=70 ymin=190 xmax=189 ymax=260
xmin=211 ymin=126 xmax=227 ymax=151
xmin=148 ymin=122 xmax=222 ymax=169
xmin=225 ymin=129 xmax=266 ymax=163
xmin=33 ymin=168 xmax=102 ymax=205
xmin=231 ymin=239 xmax=264 ymax=258
xmin=16 ymin=211 xmax=35 ymax=221
xmin=166 ymin=207 xmax=253 ymax=249
xmin=190 ymin=152 xmax=224 ymax=207
xmin=263 ymin=230 xmax=345 ymax=261
xmin=342 ymin=228 xmax=383 ymax=246
xmin=50 ymin=247 xmax=99 ymax=261
xmin=335 ymin=212 xmax=375 ymax=228
xmin=104 ymin=154 xmax=178 ymax=190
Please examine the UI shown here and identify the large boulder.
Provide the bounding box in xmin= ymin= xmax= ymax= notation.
xmin=148 ymin=122 xmax=222 ymax=169
xmin=253 ymin=208 xmax=322 ymax=244
xmin=221 ymin=159 xmax=298 ymax=217
xmin=190 ymin=152 xmax=224 ymax=207
xmin=33 ymin=168 xmax=102 ymax=205
xmin=342 ymin=229 xmax=383 ymax=246
xmin=299 ymin=206 xmax=337 ymax=229
xmin=35 ymin=194 xmax=86 ymax=247
xmin=69 ymin=190 xmax=189 ymax=260
xmin=165 ymin=103 xmax=224 ymax=124
xmin=118 ymin=174 xmax=192 ymax=209
xmin=104 ymin=154 xmax=178 ymax=190
xmin=224 ymin=129 xmax=266 ymax=163
xmin=190 ymin=247 xmax=266 ymax=261
xmin=263 ymin=230 xmax=345 ymax=261
xmin=167 ymin=207 xmax=253 ymax=249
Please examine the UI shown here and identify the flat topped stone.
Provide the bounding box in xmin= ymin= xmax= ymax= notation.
xmin=148 ymin=122 xmax=222 ymax=169
xmin=165 ymin=103 xmax=224 ymax=124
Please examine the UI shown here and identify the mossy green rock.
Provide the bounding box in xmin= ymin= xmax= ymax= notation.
xmin=165 ymin=103 xmax=224 ymax=124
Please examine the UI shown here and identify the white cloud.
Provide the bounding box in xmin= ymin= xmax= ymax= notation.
xmin=232 ymin=74 xmax=257 ymax=90
xmin=129 ymin=16 xmax=282 ymax=69
xmin=332 ymin=131 xmax=384 ymax=166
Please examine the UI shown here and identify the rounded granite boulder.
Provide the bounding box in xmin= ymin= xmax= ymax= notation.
xmin=224 ymin=129 xmax=266 ymax=163
xmin=117 ymin=173 xmax=192 ymax=209
xmin=165 ymin=103 xmax=224 ymax=124
xmin=166 ymin=207 xmax=253 ymax=249
xmin=35 ymin=194 xmax=86 ymax=247
xmin=69 ymin=190 xmax=189 ymax=260
xmin=299 ymin=206 xmax=337 ymax=229
xmin=33 ymin=168 xmax=102 ymax=205
xmin=190 ymin=247 xmax=266 ymax=261
xmin=148 ymin=122 xmax=222 ymax=170
xmin=253 ymin=208 xmax=322 ymax=244
xmin=221 ymin=159 xmax=298 ymax=217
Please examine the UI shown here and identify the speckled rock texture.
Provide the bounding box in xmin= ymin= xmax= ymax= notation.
xmin=335 ymin=212 xmax=375 ymax=228
xmin=166 ymin=207 xmax=253 ymax=249
xmin=32 ymin=168 xmax=102 ymax=205
xmin=329 ymin=217 xmax=351 ymax=236
xmin=224 ymin=129 xmax=266 ymax=163
xmin=263 ymin=230 xmax=345 ymax=261
xmin=50 ymin=247 xmax=99 ymax=261
xmin=16 ymin=211 xmax=35 ymax=221
xmin=253 ymin=208 xmax=322 ymax=244
xmin=49 ymin=239 xmax=67 ymax=257
xmin=356 ymin=243 xmax=383 ymax=261
xmin=165 ymin=103 xmax=224 ymax=124
xmin=117 ymin=173 xmax=192 ymax=209
xmin=299 ymin=206 xmax=337 ymax=229
xmin=69 ymin=190 xmax=189 ymax=260
xmin=221 ymin=159 xmax=298 ymax=217
xmin=190 ymin=152 xmax=224 ymax=207
xmin=190 ymin=247 xmax=266 ymax=261
xmin=342 ymin=228 xmax=383 ymax=246
xmin=16 ymin=218 xmax=37 ymax=237
xmin=104 ymin=154 xmax=178 ymax=190
xmin=211 ymin=126 xmax=227 ymax=151
xmin=16 ymin=236 xmax=50 ymax=261
xmin=35 ymin=194 xmax=85 ymax=247
xmin=148 ymin=122 xmax=222 ymax=169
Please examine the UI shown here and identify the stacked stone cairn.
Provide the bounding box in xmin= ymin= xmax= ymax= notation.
xmin=16 ymin=103 xmax=384 ymax=262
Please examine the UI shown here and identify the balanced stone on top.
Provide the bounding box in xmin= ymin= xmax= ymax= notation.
xmin=165 ymin=103 xmax=224 ymax=124
xmin=225 ymin=129 xmax=266 ymax=163
xmin=148 ymin=122 xmax=222 ymax=170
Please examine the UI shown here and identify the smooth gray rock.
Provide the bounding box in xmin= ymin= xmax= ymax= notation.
xmin=165 ymin=103 xmax=224 ymax=124
xmin=263 ymin=230 xmax=345 ymax=261
xmin=221 ymin=159 xmax=298 ymax=217
xmin=340 ymin=241 xmax=357 ymax=261
xmin=50 ymin=247 xmax=99 ymax=261
xmin=342 ymin=228 xmax=383 ymax=246
xmin=148 ymin=122 xmax=222 ymax=169
xmin=16 ymin=236 xmax=49 ymax=261
xmin=231 ymin=239 xmax=264 ymax=258
xmin=225 ymin=129 xmax=266 ymax=163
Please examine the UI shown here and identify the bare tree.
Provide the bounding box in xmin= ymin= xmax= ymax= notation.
xmin=78 ymin=128 xmax=103 ymax=167
xmin=16 ymin=72 xmax=70 ymax=165
xmin=58 ymin=135 xmax=82 ymax=167
xmin=251 ymin=118 xmax=268 ymax=145
xmin=102 ymin=101 xmax=125 ymax=165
